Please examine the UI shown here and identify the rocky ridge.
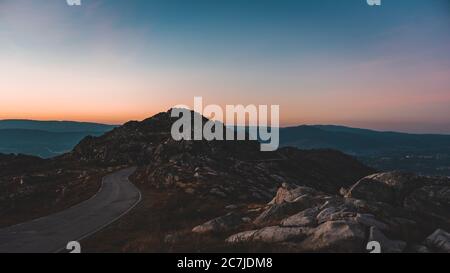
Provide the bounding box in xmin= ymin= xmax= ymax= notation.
xmin=68 ymin=110 xmax=374 ymax=202
xmin=192 ymin=171 xmax=450 ymax=252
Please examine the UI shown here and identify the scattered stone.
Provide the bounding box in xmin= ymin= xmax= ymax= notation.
xmin=339 ymin=187 xmax=348 ymax=196
xmin=247 ymin=207 xmax=263 ymax=213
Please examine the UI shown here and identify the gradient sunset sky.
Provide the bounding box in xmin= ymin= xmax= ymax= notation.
xmin=1 ymin=0 xmax=450 ymax=133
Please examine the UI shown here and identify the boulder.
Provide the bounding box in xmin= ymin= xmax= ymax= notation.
xmin=254 ymin=202 xmax=304 ymax=225
xmin=346 ymin=171 xmax=434 ymax=206
xmin=425 ymin=229 xmax=450 ymax=253
xmin=316 ymin=207 xmax=339 ymax=224
xmin=226 ymin=226 xmax=311 ymax=244
xmin=345 ymin=174 xmax=396 ymax=204
xmin=281 ymin=207 xmax=319 ymax=227
xmin=281 ymin=215 xmax=315 ymax=228
xmin=316 ymin=207 xmax=356 ymax=224
xmin=226 ymin=230 xmax=258 ymax=244
xmin=298 ymin=219 xmax=366 ymax=252
xmin=270 ymin=184 xmax=318 ymax=205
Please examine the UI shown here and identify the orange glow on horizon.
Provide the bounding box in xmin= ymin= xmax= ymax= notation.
xmin=0 ymin=111 xmax=161 ymax=125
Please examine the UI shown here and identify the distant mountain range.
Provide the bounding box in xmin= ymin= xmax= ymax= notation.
xmin=0 ymin=119 xmax=116 ymax=133
xmin=280 ymin=125 xmax=450 ymax=176
xmin=1 ymin=119 xmax=450 ymax=175
xmin=280 ymin=125 xmax=450 ymax=156
xmin=0 ymin=120 xmax=116 ymax=158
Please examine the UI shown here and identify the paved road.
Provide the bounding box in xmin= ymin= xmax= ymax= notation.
xmin=0 ymin=167 xmax=141 ymax=253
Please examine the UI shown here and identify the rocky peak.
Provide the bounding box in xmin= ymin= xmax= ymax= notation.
xmin=65 ymin=109 xmax=262 ymax=165
xmin=58 ymin=110 xmax=376 ymax=203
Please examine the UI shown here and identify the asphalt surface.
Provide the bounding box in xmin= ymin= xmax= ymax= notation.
xmin=0 ymin=167 xmax=141 ymax=253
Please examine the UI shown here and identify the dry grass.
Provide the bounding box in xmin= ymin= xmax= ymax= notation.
xmin=0 ymin=170 xmax=105 ymax=228
xmin=81 ymin=180 xmax=275 ymax=253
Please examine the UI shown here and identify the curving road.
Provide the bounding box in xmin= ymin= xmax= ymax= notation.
xmin=0 ymin=167 xmax=141 ymax=253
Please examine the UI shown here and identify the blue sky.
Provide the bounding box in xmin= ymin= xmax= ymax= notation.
xmin=1 ymin=0 xmax=450 ymax=133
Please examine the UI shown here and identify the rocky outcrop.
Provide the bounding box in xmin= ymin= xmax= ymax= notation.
xmin=280 ymin=207 xmax=319 ymax=227
xmin=192 ymin=213 xmax=243 ymax=234
xmin=344 ymin=172 xmax=423 ymax=205
xmin=269 ymin=184 xmax=318 ymax=205
xmin=298 ymin=219 xmax=366 ymax=253
xmin=425 ymin=229 xmax=450 ymax=252
xmin=346 ymin=172 xmax=450 ymax=231
xmin=226 ymin=226 xmax=311 ymax=244
xmin=220 ymin=172 xmax=450 ymax=253
xmin=254 ymin=202 xmax=304 ymax=225
xmin=225 ymin=230 xmax=258 ymax=244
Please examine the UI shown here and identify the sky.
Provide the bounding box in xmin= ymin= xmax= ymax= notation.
xmin=0 ymin=0 xmax=449 ymax=133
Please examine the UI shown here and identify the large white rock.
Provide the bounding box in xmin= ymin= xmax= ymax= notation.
xmin=226 ymin=226 xmax=311 ymax=244
xmin=281 ymin=207 xmax=319 ymax=227
xmin=298 ymin=219 xmax=366 ymax=253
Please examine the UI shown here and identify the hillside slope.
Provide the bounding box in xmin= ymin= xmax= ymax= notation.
xmin=0 ymin=129 xmax=107 ymax=158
